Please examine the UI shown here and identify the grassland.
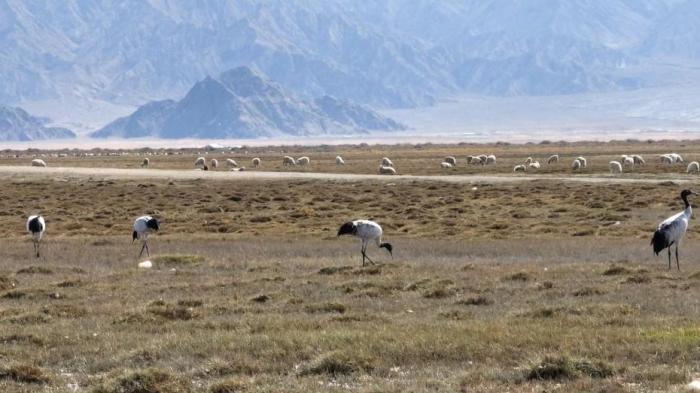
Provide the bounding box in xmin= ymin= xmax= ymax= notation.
xmin=1 ymin=141 xmax=700 ymax=392
xmin=4 ymin=138 xmax=700 ymax=177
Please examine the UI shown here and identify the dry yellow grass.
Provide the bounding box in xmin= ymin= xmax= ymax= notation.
xmin=0 ymin=142 xmax=700 ymax=391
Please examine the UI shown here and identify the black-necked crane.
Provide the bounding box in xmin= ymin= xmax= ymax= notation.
xmin=133 ymin=215 xmax=160 ymax=258
xmin=651 ymin=189 xmax=693 ymax=270
xmin=26 ymin=215 xmax=45 ymax=258
xmin=337 ymin=219 xmax=393 ymax=266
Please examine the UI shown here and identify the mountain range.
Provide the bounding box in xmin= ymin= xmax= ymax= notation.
xmin=91 ymin=67 xmax=404 ymax=139
xmin=0 ymin=106 xmax=75 ymax=141
xmin=1 ymin=0 xmax=700 ymax=139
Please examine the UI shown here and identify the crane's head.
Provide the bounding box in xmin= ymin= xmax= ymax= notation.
xmin=146 ymin=218 xmax=160 ymax=231
xmin=337 ymin=222 xmax=357 ymax=237
xmin=682 ymin=189 xmax=694 ymax=198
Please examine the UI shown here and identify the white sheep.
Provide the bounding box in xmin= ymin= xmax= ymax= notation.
xmin=524 ymin=157 xmax=533 ymax=165
xmin=252 ymin=157 xmax=261 ymax=167
xmin=660 ymin=154 xmax=674 ymax=165
xmin=528 ymin=161 xmax=540 ymax=169
xmin=231 ymin=167 xmax=246 ymax=172
xmin=31 ymin=159 xmax=46 ymax=167
xmin=226 ymin=158 xmax=238 ymax=168
xmin=440 ymin=162 xmax=454 ymax=169
xmin=575 ymin=156 xmax=587 ymax=168
xmin=485 ymin=155 xmax=496 ymax=165
xmin=283 ymin=156 xmax=296 ymax=166
xmin=210 ymin=158 xmax=218 ymax=169
xmin=572 ymin=159 xmax=582 ymax=171
xmin=476 ymin=154 xmax=487 ymax=164
xmin=336 ymin=156 xmax=345 ymax=165
xmin=609 ymin=161 xmax=622 ymax=174
xmin=632 ymin=155 xmax=645 ymax=166
xmin=379 ymin=165 xmax=397 ymax=175
xmin=688 ymin=161 xmax=700 ymax=173
xmin=297 ymin=156 xmax=310 ymax=166
xmin=671 ymin=153 xmax=684 ymax=163
xmin=470 ymin=156 xmax=484 ymax=165
xmin=381 ymin=157 xmax=394 ymax=167
xmin=195 ymin=157 xmax=206 ymax=167
xmin=622 ymin=156 xmax=634 ymax=167
xmin=547 ymin=154 xmax=559 ymax=164
xmin=513 ymin=164 xmax=526 ymax=172
xmin=466 ymin=156 xmax=475 ymax=164
xmin=141 ymin=158 xmax=149 ymax=167
xmin=444 ymin=156 xmax=457 ymax=166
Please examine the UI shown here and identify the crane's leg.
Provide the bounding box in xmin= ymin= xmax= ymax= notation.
xmin=676 ymin=244 xmax=680 ymax=271
xmin=36 ymin=240 xmax=40 ymax=259
xmin=32 ymin=241 xmax=38 ymax=258
xmin=145 ymin=240 xmax=150 ymax=257
xmin=360 ymin=243 xmax=366 ymax=266
xmin=139 ymin=241 xmax=147 ymax=258
xmin=668 ymin=247 xmax=672 ymax=270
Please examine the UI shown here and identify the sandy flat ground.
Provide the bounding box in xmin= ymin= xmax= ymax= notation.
xmin=0 ymin=164 xmax=696 ymax=185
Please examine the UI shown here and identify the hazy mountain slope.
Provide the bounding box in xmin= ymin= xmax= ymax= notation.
xmin=0 ymin=106 xmax=75 ymax=141
xmin=2 ymin=0 xmax=700 ymax=134
xmin=92 ymin=67 xmax=405 ymax=139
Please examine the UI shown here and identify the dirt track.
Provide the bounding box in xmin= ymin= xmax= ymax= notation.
xmin=0 ymin=165 xmax=696 ymax=185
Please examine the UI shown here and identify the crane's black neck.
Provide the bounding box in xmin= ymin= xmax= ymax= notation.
xmin=682 ymin=193 xmax=691 ymax=209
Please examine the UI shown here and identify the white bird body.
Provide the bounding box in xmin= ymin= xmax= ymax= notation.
xmin=133 ymin=215 xmax=160 ymax=258
xmin=652 ymin=190 xmax=693 ymax=270
xmin=27 ymin=215 xmax=45 ymax=258
xmin=337 ymin=219 xmax=393 ymax=266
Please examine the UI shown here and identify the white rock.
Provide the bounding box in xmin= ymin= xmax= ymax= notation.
xmin=138 ymin=260 xmax=153 ymax=269
xmin=689 ymin=380 xmax=700 ymax=391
